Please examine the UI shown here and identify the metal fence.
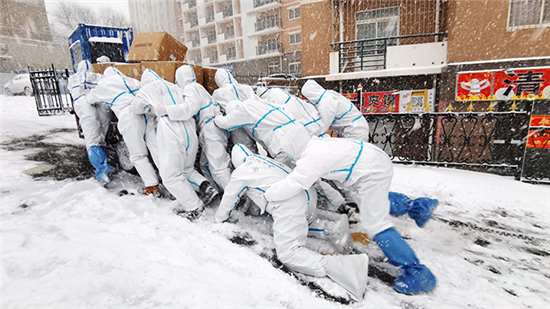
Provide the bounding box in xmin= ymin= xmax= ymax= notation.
xmin=348 ymin=93 xmax=549 ymax=184
xmin=28 ymin=64 xmax=72 ymax=116
xmin=331 ymin=33 xmax=447 ymax=73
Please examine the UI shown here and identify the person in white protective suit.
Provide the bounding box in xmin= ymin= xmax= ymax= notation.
xmin=212 ymin=69 xmax=258 ymax=153
xmin=131 ymin=69 xmax=218 ymax=219
xmin=301 ymin=79 xmax=370 ymax=142
xmin=174 ymin=65 xmax=231 ymax=190
xmin=258 ymin=87 xmax=324 ymax=137
xmin=85 ymin=67 xmax=160 ymax=195
xmin=215 ymin=144 xmax=370 ymax=301
xmin=213 ymin=97 xmax=309 ymax=165
xmin=264 ymin=132 xmax=438 ymax=295
xmin=68 ymin=60 xmax=113 ymax=185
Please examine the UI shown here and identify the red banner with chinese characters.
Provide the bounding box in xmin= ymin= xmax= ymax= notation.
xmin=526 ymin=130 xmax=550 ymax=149
xmin=457 ymin=67 xmax=550 ymax=101
xmin=530 ymin=115 xmax=550 ymax=127
xmin=361 ymin=91 xmax=399 ymax=113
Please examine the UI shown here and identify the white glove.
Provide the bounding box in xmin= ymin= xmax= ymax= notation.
xmin=150 ymin=105 xmax=168 ymax=117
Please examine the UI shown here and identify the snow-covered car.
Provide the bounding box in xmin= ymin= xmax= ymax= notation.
xmin=4 ymin=74 xmax=33 ymax=96
xmin=256 ymin=73 xmax=297 ymax=87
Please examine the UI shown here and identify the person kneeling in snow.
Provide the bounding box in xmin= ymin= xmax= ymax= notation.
xmin=85 ymin=67 xmax=160 ymax=196
xmin=264 ymin=133 xmax=438 ymax=295
xmin=131 ymin=69 xmax=218 ymax=220
xmin=215 ymin=144 xmax=370 ymax=301
xmin=68 ymin=60 xmax=113 ymax=185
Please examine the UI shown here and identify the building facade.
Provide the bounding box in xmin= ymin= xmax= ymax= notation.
xmin=0 ymin=0 xmax=71 ymax=73
xmin=128 ymin=0 xmax=178 ymax=38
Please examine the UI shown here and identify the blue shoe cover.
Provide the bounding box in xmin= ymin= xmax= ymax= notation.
xmin=409 ymin=198 xmax=439 ymax=228
xmin=374 ymin=228 xmax=437 ymax=294
xmin=394 ymin=264 xmax=437 ymax=295
xmin=88 ymin=146 xmax=113 ymax=185
xmin=389 ymin=192 xmax=412 ymax=216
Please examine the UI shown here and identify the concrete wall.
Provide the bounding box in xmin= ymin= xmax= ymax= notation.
xmin=0 ymin=36 xmax=72 ymax=73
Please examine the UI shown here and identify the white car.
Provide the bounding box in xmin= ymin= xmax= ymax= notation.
xmin=4 ymin=74 xmax=33 ymax=96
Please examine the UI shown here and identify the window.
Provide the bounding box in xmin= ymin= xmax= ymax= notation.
xmin=356 ymin=6 xmax=399 ymax=42
xmin=210 ymin=50 xmax=218 ymax=63
xmin=225 ymin=25 xmax=235 ymax=39
xmin=508 ymin=0 xmax=550 ymax=29
xmin=289 ymin=32 xmax=301 ymax=45
xmin=268 ymin=61 xmax=280 ymax=74
xmin=227 ymin=46 xmax=237 ymax=60
xmin=265 ymin=38 xmax=279 ymax=51
xmin=289 ymin=7 xmax=300 ymax=20
xmin=289 ymin=59 xmax=301 ymax=75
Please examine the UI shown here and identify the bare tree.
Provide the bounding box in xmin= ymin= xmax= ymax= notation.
xmin=50 ymin=1 xmax=97 ymax=36
xmin=98 ymin=7 xmax=129 ymax=28
xmin=50 ymin=1 xmax=129 ymax=39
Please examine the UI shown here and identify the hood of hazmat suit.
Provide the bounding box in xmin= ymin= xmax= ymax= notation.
xmin=215 ymin=69 xmax=238 ymax=88
xmin=256 ymin=86 xmax=269 ymax=98
xmin=103 ymin=66 xmax=121 ymax=77
xmin=68 ymin=60 xmax=102 ymax=101
xmin=175 ymin=65 xmax=196 ymax=89
xmin=301 ymin=79 xmax=326 ymax=104
xmin=141 ymin=68 xmax=159 ymax=86
xmin=85 ymin=66 xmax=140 ymax=116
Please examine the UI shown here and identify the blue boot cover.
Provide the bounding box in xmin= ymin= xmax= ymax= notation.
xmin=88 ymin=146 xmax=113 ymax=185
xmin=409 ymin=198 xmax=439 ymax=228
xmin=374 ymin=228 xmax=437 ymax=294
xmin=389 ymin=192 xmax=412 ymax=216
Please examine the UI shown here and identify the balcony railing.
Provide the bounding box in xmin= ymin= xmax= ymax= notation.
xmin=192 ymin=40 xmax=200 ymax=47
xmin=255 ymin=18 xmax=281 ymax=32
xmin=207 ymin=34 xmax=217 ymax=44
xmin=331 ymin=32 xmax=447 ymax=73
xmin=256 ymin=41 xmax=281 ymax=55
xmin=190 ymin=19 xmax=199 ymax=28
xmin=253 ymin=0 xmax=280 ymax=9
xmin=189 ymin=0 xmax=196 ymax=8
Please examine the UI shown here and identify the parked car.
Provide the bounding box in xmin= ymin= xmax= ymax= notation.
xmin=256 ymin=73 xmax=297 ymax=87
xmin=4 ymin=74 xmax=33 ymax=96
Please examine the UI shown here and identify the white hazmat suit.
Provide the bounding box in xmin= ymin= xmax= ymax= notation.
xmin=131 ymin=69 xmax=210 ymax=212
xmin=212 ymin=69 xmax=258 ymax=152
xmin=265 ymin=134 xmax=437 ymax=295
xmin=175 ymin=65 xmax=231 ymax=190
xmin=68 ymin=60 xmax=112 ymax=184
xmin=85 ymin=67 xmax=159 ymax=189
xmin=302 ymin=79 xmax=369 ymax=142
xmin=261 ymin=87 xmax=324 ymax=137
xmin=215 ymin=144 xmax=369 ymax=301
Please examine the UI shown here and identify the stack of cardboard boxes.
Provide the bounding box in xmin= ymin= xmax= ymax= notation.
xmin=92 ymin=32 xmax=219 ymax=94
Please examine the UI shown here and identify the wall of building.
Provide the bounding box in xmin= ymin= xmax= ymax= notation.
xmin=0 ymin=36 xmax=71 ymax=72
xmin=447 ymin=0 xmax=550 ymax=63
xmin=0 ymin=0 xmax=52 ymax=41
xmin=301 ymin=0 xmax=332 ymax=77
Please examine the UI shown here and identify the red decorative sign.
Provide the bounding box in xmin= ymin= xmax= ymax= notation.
xmin=526 ymin=130 xmax=550 ymax=149
xmin=530 ymin=115 xmax=550 ymax=127
xmin=457 ymin=67 xmax=550 ymax=101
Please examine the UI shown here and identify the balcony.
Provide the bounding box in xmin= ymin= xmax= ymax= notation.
xmin=254 ymin=18 xmax=281 ymax=32
xmin=256 ymin=41 xmax=281 ymax=56
xmin=329 ymin=33 xmax=448 ymax=80
xmin=253 ymin=0 xmax=280 ymax=9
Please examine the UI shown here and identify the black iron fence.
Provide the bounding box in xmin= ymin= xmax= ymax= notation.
xmin=347 ymin=92 xmax=549 ymax=184
xmin=28 ymin=64 xmax=72 ymax=116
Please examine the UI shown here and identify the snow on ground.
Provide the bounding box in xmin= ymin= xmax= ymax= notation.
xmin=1 ymin=95 xmax=549 ymax=308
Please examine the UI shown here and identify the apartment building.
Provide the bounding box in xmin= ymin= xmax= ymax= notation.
xmin=128 ymin=0 xmax=178 ymax=38
xmin=0 ymin=0 xmax=70 ymax=72
xmin=174 ymin=0 xmax=303 ymax=83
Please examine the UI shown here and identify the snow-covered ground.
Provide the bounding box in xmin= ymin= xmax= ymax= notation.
xmin=1 ymin=95 xmax=549 ymax=308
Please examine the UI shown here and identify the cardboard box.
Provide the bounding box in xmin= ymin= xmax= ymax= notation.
xmin=128 ymin=32 xmax=188 ymax=63
xmin=202 ymin=67 xmax=219 ymax=95
xmin=113 ymin=63 xmax=142 ymax=80
xmin=141 ymin=62 xmax=204 ymax=85
xmin=140 ymin=61 xmax=184 ymax=83
xmin=91 ymin=63 xmax=114 ymax=74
